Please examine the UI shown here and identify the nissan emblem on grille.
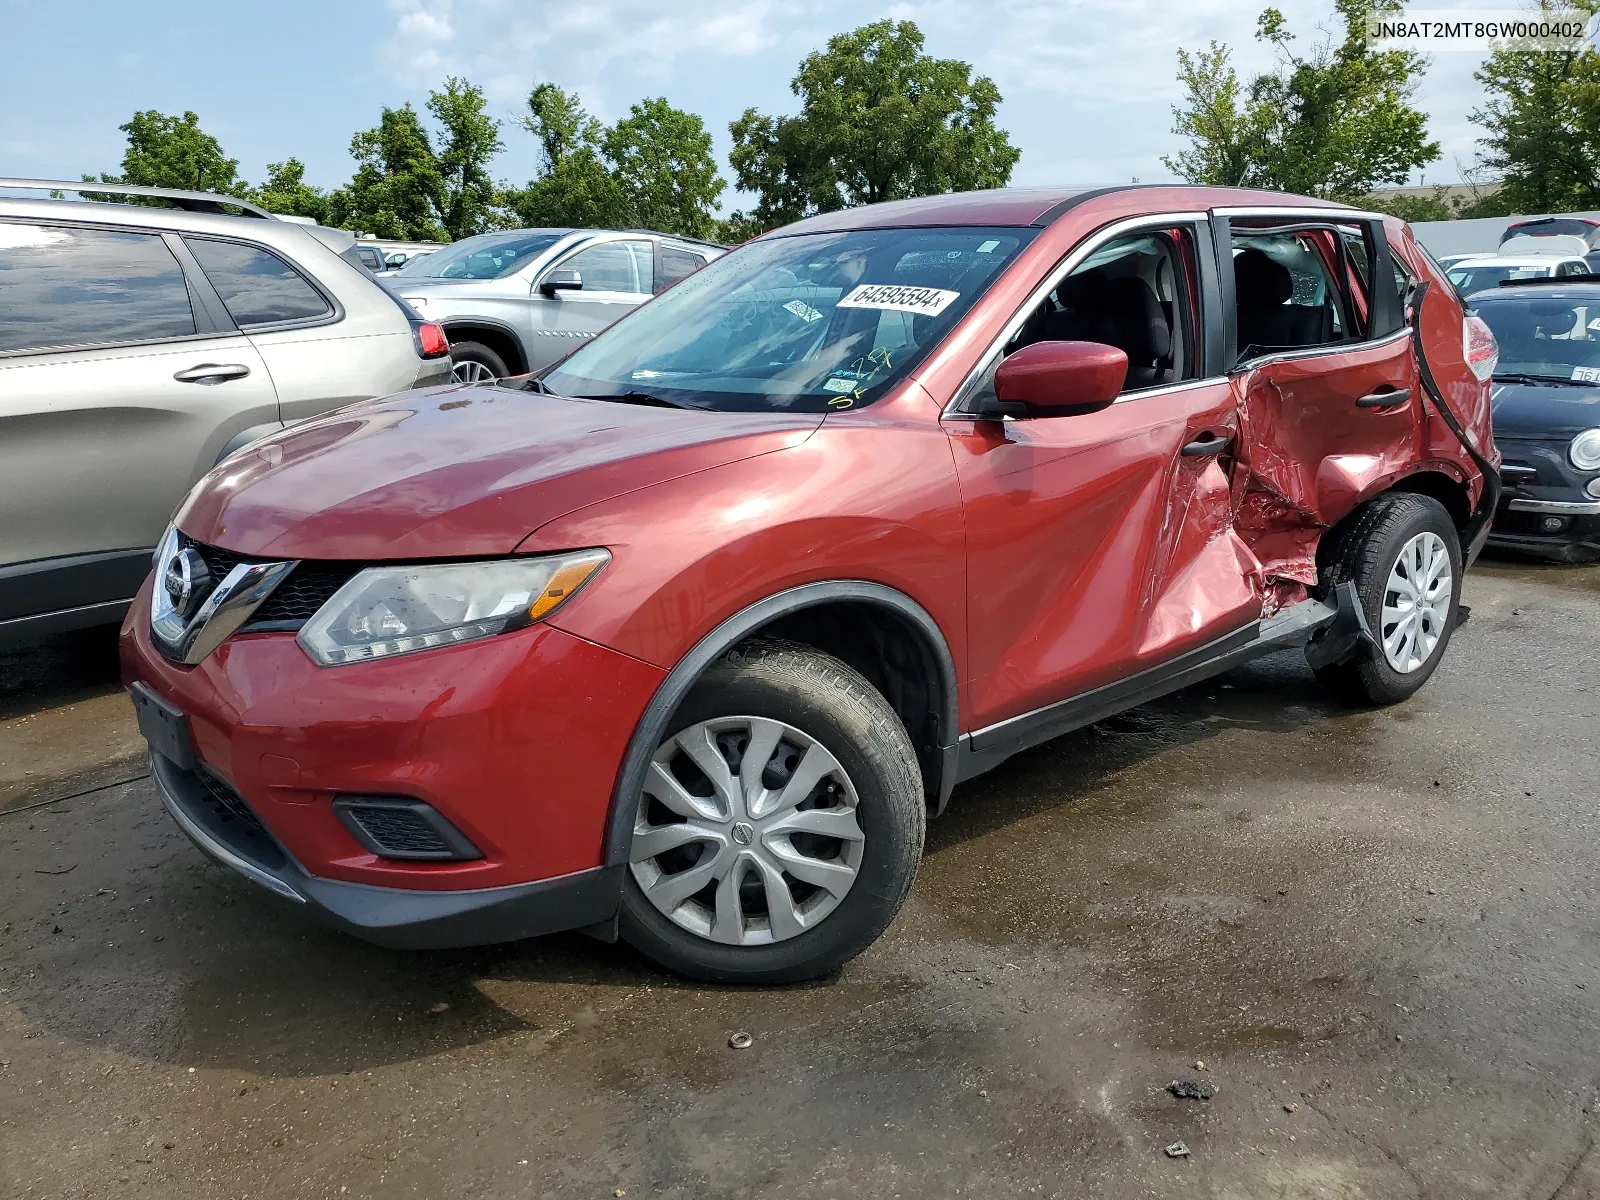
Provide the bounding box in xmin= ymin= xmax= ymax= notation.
xmin=163 ymin=547 xmax=212 ymax=619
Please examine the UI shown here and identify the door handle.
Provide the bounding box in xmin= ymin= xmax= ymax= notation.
xmin=1356 ymin=387 xmax=1411 ymax=408
xmin=173 ymin=363 xmax=251 ymax=385
xmin=1181 ymin=432 xmax=1232 ymax=456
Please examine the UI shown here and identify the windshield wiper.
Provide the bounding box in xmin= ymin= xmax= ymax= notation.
xmin=1493 ymin=372 xmax=1597 ymax=387
xmin=576 ymin=390 xmax=692 ymax=409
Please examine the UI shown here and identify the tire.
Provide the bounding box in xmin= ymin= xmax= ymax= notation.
xmin=618 ymin=638 xmax=925 ymax=984
xmin=1311 ymin=493 xmax=1463 ymax=707
xmin=448 ymin=340 xmax=508 ymax=383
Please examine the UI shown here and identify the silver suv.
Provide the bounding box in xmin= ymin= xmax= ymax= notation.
xmin=0 ymin=180 xmax=455 ymax=643
xmin=385 ymin=227 xmax=724 ymax=381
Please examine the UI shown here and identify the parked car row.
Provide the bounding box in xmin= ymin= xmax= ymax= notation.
xmin=383 ymin=227 xmax=726 ymax=381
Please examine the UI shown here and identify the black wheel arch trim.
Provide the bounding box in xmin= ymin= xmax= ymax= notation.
xmin=601 ymin=580 xmax=961 ymax=868
xmin=437 ymin=316 xmax=528 ymax=372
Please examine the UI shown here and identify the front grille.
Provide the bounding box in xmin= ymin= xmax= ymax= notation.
xmin=176 ymin=534 xmax=362 ymax=632
xmin=248 ymin=563 xmax=361 ymax=627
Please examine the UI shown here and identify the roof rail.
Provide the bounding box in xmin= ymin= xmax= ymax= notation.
xmin=0 ymin=177 xmax=274 ymax=219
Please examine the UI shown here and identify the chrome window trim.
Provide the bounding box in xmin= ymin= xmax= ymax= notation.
xmin=1233 ymin=326 xmax=1412 ymax=372
xmin=942 ymin=210 xmax=1211 ymax=416
xmin=1213 ymin=205 xmax=1386 ymax=223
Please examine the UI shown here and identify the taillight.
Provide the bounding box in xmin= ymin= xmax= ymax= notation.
xmin=1463 ymin=314 xmax=1498 ymax=382
xmin=414 ymin=322 xmax=450 ymax=359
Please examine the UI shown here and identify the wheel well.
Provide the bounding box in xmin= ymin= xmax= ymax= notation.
xmin=1388 ymin=471 xmax=1472 ymax=530
xmin=743 ymin=601 xmax=948 ymax=805
xmin=442 ymin=323 xmax=526 ymax=375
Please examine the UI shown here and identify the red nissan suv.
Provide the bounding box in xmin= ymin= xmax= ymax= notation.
xmin=121 ymin=186 xmax=1500 ymax=983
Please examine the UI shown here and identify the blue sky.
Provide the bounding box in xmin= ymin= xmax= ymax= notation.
xmin=3 ymin=0 xmax=1511 ymax=210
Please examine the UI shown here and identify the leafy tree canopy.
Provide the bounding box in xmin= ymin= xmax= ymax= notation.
xmin=728 ymin=20 xmax=1020 ymax=234
xmin=249 ymin=158 xmax=328 ymax=222
xmin=1471 ymin=1 xmax=1600 ymax=214
xmin=93 ymin=109 xmax=245 ymax=197
xmin=429 ymin=77 xmax=503 ymax=240
xmin=327 ymin=102 xmax=447 ymax=241
xmin=1163 ymin=0 xmax=1439 ymax=202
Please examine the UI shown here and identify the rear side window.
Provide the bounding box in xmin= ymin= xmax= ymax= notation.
xmin=560 ymin=240 xmax=654 ymax=294
xmin=0 ymin=223 xmax=196 ymax=354
xmin=658 ymin=245 xmax=708 ymax=291
xmin=185 ymin=238 xmax=332 ymax=327
xmin=1230 ymin=229 xmax=1355 ymax=357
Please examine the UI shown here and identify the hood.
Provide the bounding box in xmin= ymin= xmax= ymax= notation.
xmin=177 ymin=385 xmax=822 ymax=560
xmin=1490 ymin=380 xmax=1600 ymax=440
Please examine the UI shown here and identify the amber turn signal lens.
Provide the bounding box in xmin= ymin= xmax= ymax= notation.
xmin=526 ymin=551 xmax=609 ymax=621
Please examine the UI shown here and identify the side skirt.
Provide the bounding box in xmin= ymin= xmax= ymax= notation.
xmin=953 ymin=593 xmax=1349 ymax=786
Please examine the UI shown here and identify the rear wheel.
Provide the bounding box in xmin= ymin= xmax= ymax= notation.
xmin=448 ymin=340 xmax=508 ymax=383
xmin=618 ymin=639 xmax=924 ymax=984
xmin=1312 ymin=493 xmax=1463 ymax=706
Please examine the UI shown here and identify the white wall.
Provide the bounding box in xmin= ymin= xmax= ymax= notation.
xmin=1410 ymin=212 xmax=1600 ymax=257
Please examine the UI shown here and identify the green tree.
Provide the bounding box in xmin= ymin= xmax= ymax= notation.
xmin=728 ymin=20 xmax=1020 ymax=232
xmin=94 ymin=109 xmax=245 ymax=196
xmin=504 ymin=83 xmax=631 ymax=228
xmin=520 ymin=82 xmax=605 ymax=173
xmin=249 ymin=158 xmax=328 ymax=222
xmin=1163 ymin=0 xmax=1439 ymax=201
xmin=604 ymin=97 xmax=724 ymax=238
xmin=1471 ymin=1 xmax=1600 ymax=214
xmin=505 ymin=83 xmax=723 ymax=235
xmin=429 ymin=76 xmax=503 ymax=239
xmin=327 ymin=103 xmax=446 ymax=241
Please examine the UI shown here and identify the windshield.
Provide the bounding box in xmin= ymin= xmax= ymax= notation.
xmin=541 ymin=226 xmax=1037 ymax=412
xmin=393 ymin=231 xmax=561 ymax=280
xmin=1449 ymin=263 xmax=1553 ymax=294
xmin=1471 ymin=295 xmax=1600 ymax=381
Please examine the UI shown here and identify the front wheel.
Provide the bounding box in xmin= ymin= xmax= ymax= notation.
xmin=448 ymin=340 xmax=508 ymax=383
xmin=618 ymin=639 xmax=925 ymax=984
xmin=1311 ymin=493 xmax=1463 ymax=706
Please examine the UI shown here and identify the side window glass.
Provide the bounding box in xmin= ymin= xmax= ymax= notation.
xmin=658 ymin=245 xmax=707 ymax=291
xmin=962 ymin=227 xmax=1199 ymax=410
xmin=1230 ymin=229 xmax=1353 ymax=359
xmin=0 ymin=223 xmax=196 ymax=354
xmin=186 ymin=239 xmax=332 ymax=327
xmin=560 ymin=240 xmax=654 ymax=294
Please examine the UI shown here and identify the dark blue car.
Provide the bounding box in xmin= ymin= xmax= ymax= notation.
xmin=1468 ymin=279 xmax=1600 ymax=562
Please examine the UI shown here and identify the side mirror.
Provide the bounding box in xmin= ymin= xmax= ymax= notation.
xmin=988 ymin=340 xmax=1127 ymax=417
xmin=539 ymin=268 xmax=583 ymax=297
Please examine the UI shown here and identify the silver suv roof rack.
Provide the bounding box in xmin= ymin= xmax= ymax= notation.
xmin=0 ymin=177 xmax=274 ymax=219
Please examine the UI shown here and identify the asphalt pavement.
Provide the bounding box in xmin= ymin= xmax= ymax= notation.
xmin=2 ymin=556 xmax=1598 ymax=1198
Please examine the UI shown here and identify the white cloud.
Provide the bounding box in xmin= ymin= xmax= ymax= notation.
xmin=376 ymin=0 xmax=1502 ymax=193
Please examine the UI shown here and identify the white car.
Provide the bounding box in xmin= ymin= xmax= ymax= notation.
xmin=1447 ymin=254 xmax=1593 ymax=296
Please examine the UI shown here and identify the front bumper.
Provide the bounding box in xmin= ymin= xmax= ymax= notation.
xmin=1488 ymin=497 xmax=1600 ymax=561
xmin=120 ymin=576 xmax=666 ymax=944
xmin=149 ymin=750 xmax=621 ymax=947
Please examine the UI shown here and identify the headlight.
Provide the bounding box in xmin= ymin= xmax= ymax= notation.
xmin=1571 ymin=428 xmax=1600 ymax=472
xmin=297 ymin=550 xmax=609 ymax=666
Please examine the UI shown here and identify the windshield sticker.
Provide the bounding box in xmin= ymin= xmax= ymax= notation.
xmin=784 ymin=298 xmax=824 ymax=323
xmin=976 ymin=239 xmax=1001 ymax=254
xmin=822 ymin=377 xmax=857 ymax=394
xmin=837 ymin=284 xmax=960 ymax=317
xmin=1574 ymin=366 xmax=1600 ymax=384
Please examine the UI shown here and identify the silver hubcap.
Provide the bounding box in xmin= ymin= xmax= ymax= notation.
xmin=628 ymin=716 xmax=865 ymax=946
xmin=451 ymin=359 xmax=495 ymax=383
xmin=1381 ymin=531 xmax=1452 ymax=673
